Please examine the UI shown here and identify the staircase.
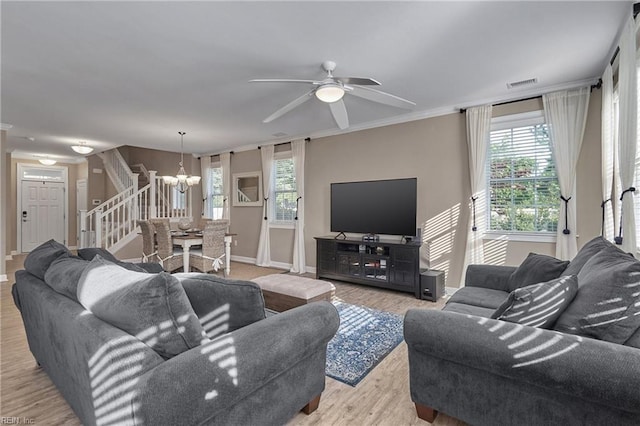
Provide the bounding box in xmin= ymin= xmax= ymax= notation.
xmin=79 ymin=149 xmax=194 ymax=252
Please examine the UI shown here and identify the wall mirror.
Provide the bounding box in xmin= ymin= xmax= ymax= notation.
xmin=233 ymin=171 xmax=263 ymax=206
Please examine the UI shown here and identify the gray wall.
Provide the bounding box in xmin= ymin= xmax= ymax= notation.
xmin=228 ymin=93 xmax=603 ymax=287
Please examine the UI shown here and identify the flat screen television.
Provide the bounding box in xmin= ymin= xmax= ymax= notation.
xmin=331 ymin=178 xmax=417 ymax=236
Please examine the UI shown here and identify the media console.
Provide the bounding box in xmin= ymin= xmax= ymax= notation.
xmin=315 ymin=236 xmax=421 ymax=298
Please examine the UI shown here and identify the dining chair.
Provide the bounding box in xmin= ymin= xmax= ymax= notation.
xmin=189 ymin=219 xmax=229 ymax=275
xmin=137 ymin=220 xmax=158 ymax=263
xmin=153 ymin=220 xmax=184 ymax=273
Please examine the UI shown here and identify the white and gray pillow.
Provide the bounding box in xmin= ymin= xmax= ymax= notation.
xmin=492 ymin=275 xmax=578 ymax=328
xmin=77 ymin=256 xmax=208 ymax=359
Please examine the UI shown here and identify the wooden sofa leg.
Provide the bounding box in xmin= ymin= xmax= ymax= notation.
xmin=415 ymin=403 xmax=438 ymax=422
xmin=302 ymin=394 xmax=321 ymax=415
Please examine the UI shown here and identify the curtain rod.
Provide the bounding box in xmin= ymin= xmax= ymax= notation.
xmin=459 ymin=96 xmax=541 ymax=114
xmin=258 ymin=137 xmax=311 ymax=149
xmin=197 ymin=151 xmax=234 ymax=160
xmin=459 ymin=80 xmax=602 ymax=114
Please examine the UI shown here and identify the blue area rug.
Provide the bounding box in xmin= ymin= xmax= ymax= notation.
xmin=326 ymin=301 xmax=404 ymax=387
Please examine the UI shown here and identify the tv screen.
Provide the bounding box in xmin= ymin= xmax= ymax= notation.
xmin=331 ymin=178 xmax=417 ymax=236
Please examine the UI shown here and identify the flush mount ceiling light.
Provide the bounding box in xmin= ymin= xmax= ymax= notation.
xmin=315 ymin=83 xmax=345 ymax=103
xmin=162 ymin=131 xmax=201 ymax=193
xmin=71 ymin=141 xmax=94 ymax=154
xmin=39 ymin=158 xmax=57 ymax=165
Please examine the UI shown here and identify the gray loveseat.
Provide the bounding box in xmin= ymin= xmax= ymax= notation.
xmin=404 ymin=237 xmax=640 ymax=425
xmin=12 ymin=240 xmax=339 ymax=425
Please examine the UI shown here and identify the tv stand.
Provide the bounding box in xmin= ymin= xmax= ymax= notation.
xmin=315 ymin=235 xmax=421 ymax=298
xmin=362 ymin=233 xmax=380 ymax=242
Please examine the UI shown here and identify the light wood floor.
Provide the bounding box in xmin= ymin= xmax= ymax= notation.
xmin=1 ymin=255 xmax=465 ymax=426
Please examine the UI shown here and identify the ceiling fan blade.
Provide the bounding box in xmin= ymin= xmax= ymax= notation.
xmin=263 ymin=90 xmax=314 ymax=123
xmin=350 ymin=85 xmax=416 ymax=109
xmin=250 ymin=79 xmax=316 ymax=84
xmin=335 ymin=77 xmax=381 ymax=86
xmin=329 ymin=100 xmax=349 ymax=130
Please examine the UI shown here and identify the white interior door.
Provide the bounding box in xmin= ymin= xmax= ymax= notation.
xmin=21 ymin=180 xmax=65 ymax=252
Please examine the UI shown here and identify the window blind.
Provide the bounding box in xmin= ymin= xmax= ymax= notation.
xmin=272 ymin=158 xmax=297 ymax=222
xmin=487 ymin=122 xmax=559 ymax=233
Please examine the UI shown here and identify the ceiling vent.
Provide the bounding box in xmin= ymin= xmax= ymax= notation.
xmin=507 ymin=78 xmax=538 ymax=89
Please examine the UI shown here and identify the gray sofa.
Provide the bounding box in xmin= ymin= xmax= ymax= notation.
xmin=404 ymin=237 xmax=640 ymax=425
xmin=12 ymin=241 xmax=339 ymax=426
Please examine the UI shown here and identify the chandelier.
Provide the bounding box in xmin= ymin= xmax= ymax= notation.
xmin=162 ymin=131 xmax=201 ymax=193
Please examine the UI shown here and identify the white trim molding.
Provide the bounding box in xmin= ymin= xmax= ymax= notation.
xmin=484 ymin=232 xmax=557 ymax=244
xmin=0 ymin=274 xmax=7 ymax=283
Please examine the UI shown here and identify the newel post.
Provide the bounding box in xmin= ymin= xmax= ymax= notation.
xmin=79 ymin=209 xmax=87 ymax=248
xmin=149 ymin=170 xmax=157 ymax=218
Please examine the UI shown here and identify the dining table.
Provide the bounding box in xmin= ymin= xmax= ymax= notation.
xmin=171 ymin=230 xmax=236 ymax=275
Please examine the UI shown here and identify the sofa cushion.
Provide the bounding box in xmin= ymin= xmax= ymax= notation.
xmin=491 ymin=275 xmax=578 ymax=328
xmin=77 ymin=256 xmax=208 ymax=359
xmin=78 ymin=247 xmax=148 ymax=273
xmin=174 ymin=273 xmax=266 ymax=339
xmin=507 ymin=253 xmax=569 ymax=292
xmin=24 ymin=239 xmax=71 ymax=280
xmin=447 ymin=287 xmax=509 ymax=309
xmin=562 ymin=236 xmax=616 ymax=277
xmin=554 ymin=248 xmax=640 ymax=344
xmin=44 ymin=255 xmax=89 ymax=301
xmin=442 ymin=302 xmax=496 ymax=317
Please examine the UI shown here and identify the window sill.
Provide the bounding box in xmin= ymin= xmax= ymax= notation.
xmin=269 ymin=222 xmax=295 ymax=230
xmin=483 ymin=232 xmax=557 ymax=243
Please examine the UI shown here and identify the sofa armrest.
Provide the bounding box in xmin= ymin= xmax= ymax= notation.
xmin=465 ymin=264 xmax=516 ymax=292
xmin=174 ymin=273 xmax=266 ymax=337
xmin=134 ymin=301 xmax=340 ymax=425
xmin=404 ymin=309 xmax=640 ymax=413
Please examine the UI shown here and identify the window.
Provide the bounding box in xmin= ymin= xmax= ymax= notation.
xmin=487 ymin=111 xmax=559 ymax=234
xmin=271 ymin=155 xmax=297 ymax=224
xmin=172 ymin=188 xmax=187 ymax=210
xmin=206 ymin=166 xmax=224 ymax=219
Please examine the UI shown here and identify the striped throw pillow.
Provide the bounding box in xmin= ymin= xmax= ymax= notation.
xmin=492 ymin=275 xmax=578 ymax=329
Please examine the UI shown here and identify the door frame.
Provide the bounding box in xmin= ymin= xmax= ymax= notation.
xmin=17 ymin=163 xmax=69 ymax=252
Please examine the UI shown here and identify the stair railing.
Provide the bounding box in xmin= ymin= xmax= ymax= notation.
xmin=98 ymin=149 xmax=137 ymax=193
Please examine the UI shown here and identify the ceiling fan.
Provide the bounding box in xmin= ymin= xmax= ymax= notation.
xmin=250 ymin=60 xmax=416 ymax=130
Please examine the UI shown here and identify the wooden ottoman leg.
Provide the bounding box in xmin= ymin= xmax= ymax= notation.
xmin=302 ymin=394 xmax=321 ymax=415
xmin=415 ymin=403 xmax=438 ymax=422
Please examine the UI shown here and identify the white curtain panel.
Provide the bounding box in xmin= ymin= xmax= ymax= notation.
xmin=290 ymin=140 xmax=306 ymax=273
xmin=461 ymin=104 xmax=492 ymax=285
xmin=617 ymin=15 xmax=638 ymax=253
xmin=220 ymin=152 xmax=231 ymax=222
xmin=543 ymin=87 xmax=590 ymax=260
xmin=200 ymin=155 xmax=212 ymax=218
xmin=601 ymin=64 xmax=615 ymax=241
xmin=256 ymin=145 xmax=274 ymax=266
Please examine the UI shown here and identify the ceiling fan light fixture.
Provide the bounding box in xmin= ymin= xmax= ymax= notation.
xmin=71 ymin=141 xmax=94 ymax=154
xmin=315 ymin=83 xmax=345 ymax=103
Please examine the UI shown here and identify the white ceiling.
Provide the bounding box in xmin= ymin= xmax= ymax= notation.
xmin=1 ymin=1 xmax=632 ymax=163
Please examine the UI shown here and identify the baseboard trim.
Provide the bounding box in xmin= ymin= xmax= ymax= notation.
xmin=230 ymin=255 xmax=257 ymax=265
xmin=0 ymin=274 xmax=8 ymax=283
xmin=229 ymin=255 xmax=318 ymax=274
xmin=68 ymin=245 xmax=78 ymax=251
xmin=5 ymin=255 xmax=12 ymax=261
xmin=11 ymin=250 xmax=18 ymax=256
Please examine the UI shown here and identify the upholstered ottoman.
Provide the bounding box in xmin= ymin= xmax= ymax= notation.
xmin=251 ymin=274 xmax=335 ymax=312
